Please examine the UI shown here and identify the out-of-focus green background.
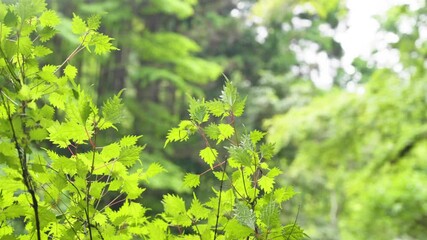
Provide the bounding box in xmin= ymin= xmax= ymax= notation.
xmin=45 ymin=0 xmax=427 ymax=239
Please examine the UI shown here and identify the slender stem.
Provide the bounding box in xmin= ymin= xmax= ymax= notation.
xmin=1 ymin=92 xmax=41 ymax=240
xmin=213 ymin=160 xmax=227 ymax=240
xmin=54 ymin=31 xmax=90 ymax=74
xmin=198 ymin=160 xmax=226 ymax=176
xmin=85 ymin=125 xmax=97 ymax=240
xmin=286 ymin=204 xmax=302 ymax=240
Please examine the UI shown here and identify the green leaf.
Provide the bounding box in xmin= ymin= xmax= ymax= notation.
xmin=17 ymin=36 xmax=32 ymax=55
xmin=39 ymin=9 xmax=60 ymax=27
xmin=122 ymin=172 xmax=144 ymax=199
xmin=47 ymin=121 xmax=87 ymax=148
xmin=274 ymin=187 xmax=296 ymax=204
xmin=204 ymin=123 xmax=220 ymax=141
xmin=16 ymin=0 xmax=46 ymax=21
xmin=217 ymin=123 xmax=234 ymax=143
xmin=260 ymin=200 xmax=280 ymax=229
xmin=188 ymin=98 xmax=209 ymax=123
xmin=49 ymin=154 xmax=77 ymax=175
xmin=183 ymin=173 xmax=200 ymax=188
xmin=38 ymin=64 xmax=58 ymax=83
xmin=119 ymin=135 xmax=141 ymax=147
xmin=90 ymin=32 xmax=118 ymax=55
xmin=162 ymin=194 xmax=186 ymax=216
xmin=164 ymin=120 xmax=196 ymax=147
xmin=228 ymin=146 xmax=251 ymax=167
xmin=260 ymin=143 xmax=275 ymax=160
xmin=213 ymin=171 xmax=228 ymax=181
xmin=220 ymin=81 xmax=238 ymax=106
xmin=71 ymin=13 xmax=87 ymax=34
xmin=144 ymin=162 xmax=165 ymax=179
xmin=199 ymin=147 xmax=218 ymax=167
xmin=267 ymin=167 xmax=282 ymax=178
xmin=101 ymin=92 xmax=123 ymax=125
xmin=4 ymin=10 xmax=17 ymax=27
xmin=283 ymin=224 xmax=307 ymax=240
xmin=118 ymin=146 xmax=143 ymax=167
xmin=188 ymin=194 xmax=210 ymax=220
xmin=232 ymin=98 xmax=246 ymax=117
xmin=224 ymin=219 xmax=253 ymax=239
xmin=39 ymin=26 xmax=56 ymax=42
xmin=101 ymin=143 xmax=121 ymax=160
xmin=64 ymin=64 xmax=78 ymax=80
xmin=258 ymin=175 xmax=275 ymax=193
xmin=250 ymin=130 xmax=266 ymax=145
xmin=89 ymin=181 xmax=106 ymax=199
xmin=33 ymin=45 xmax=52 ymax=57
xmin=235 ymin=201 xmax=256 ymax=230
xmin=87 ymin=15 xmax=101 ymax=30
xmin=29 ymin=128 xmax=48 ymax=141
xmin=207 ymin=100 xmax=227 ymax=117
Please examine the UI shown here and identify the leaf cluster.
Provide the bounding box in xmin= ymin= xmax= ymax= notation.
xmin=162 ymin=82 xmax=306 ymax=239
xmin=0 ymin=1 xmax=305 ymax=239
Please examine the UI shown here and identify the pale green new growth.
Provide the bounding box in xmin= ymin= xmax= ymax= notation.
xmin=0 ymin=1 xmax=305 ymax=239
xmin=162 ymin=80 xmax=305 ymax=239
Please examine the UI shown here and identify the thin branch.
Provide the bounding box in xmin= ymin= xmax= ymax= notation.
xmin=286 ymin=203 xmax=302 ymax=240
xmin=54 ymin=31 xmax=90 ymax=74
xmin=213 ymin=160 xmax=227 ymax=240
xmin=1 ymin=92 xmax=41 ymax=240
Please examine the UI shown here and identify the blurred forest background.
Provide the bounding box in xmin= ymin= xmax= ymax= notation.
xmin=43 ymin=0 xmax=426 ymax=239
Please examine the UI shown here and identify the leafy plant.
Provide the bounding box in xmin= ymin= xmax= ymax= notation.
xmin=0 ymin=1 xmax=304 ymax=239
xmin=0 ymin=1 xmax=163 ymax=239
xmin=160 ymin=81 xmax=306 ymax=239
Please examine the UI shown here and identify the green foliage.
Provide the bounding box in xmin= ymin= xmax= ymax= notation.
xmin=0 ymin=1 xmax=304 ymax=240
xmin=0 ymin=1 xmax=155 ymax=239
xmin=161 ymin=82 xmax=305 ymax=239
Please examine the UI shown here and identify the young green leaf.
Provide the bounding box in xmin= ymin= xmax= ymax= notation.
xmin=260 ymin=143 xmax=275 ymax=160
xmin=228 ymin=146 xmax=252 ymax=167
xmin=188 ymin=98 xmax=209 ymax=123
xmin=144 ymin=162 xmax=165 ymax=179
xmin=283 ymin=224 xmax=307 ymax=240
xmin=234 ymin=201 xmax=256 ymax=230
xmin=267 ymin=167 xmax=282 ymax=178
xmin=232 ymin=98 xmax=246 ymax=117
xmin=164 ymin=120 xmax=196 ymax=147
xmin=260 ymin=200 xmax=280 ymax=229
xmin=199 ymin=147 xmax=218 ymax=167
xmin=274 ymin=187 xmax=297 ymax=204
xmin=71 ymin=13 xmax=87 ymax=34
xmin=183 ymin=173 xmax=200 ymax=188
xmin=119 ymin=135 xmax=141 ymax=147
xmin=206 ymin=100 xmax=227 ymax=117
xmin=162 ymin=194 xmax=186 ymax=216
xmin=39 ymin=9 xmax=60 ymax=27
xmin=258 ymin=175 xmax=275 ymax=193
xmin=204 ymin=123 xmax=220 ymax=141
xmin=188 ymin=194 xmax=210 ymax=220
xmin=118 ymin=145 xmax=143 ymax=167
xmin=102 ymin=92 xmax=124 ymax=125
xmin=87 ymin=15 xmax=101 ymax=30
xmin=250 ymin=130 xmax=266 ymax=145
xmin=64 ymin=64 xmax=78 ymax=80
xmin=217 ymin=123 xmax=234 ymax=143
xmin=224 ymin=219 xmax=253 ymax=239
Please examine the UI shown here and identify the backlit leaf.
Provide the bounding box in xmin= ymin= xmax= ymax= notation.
xmin=199 ymin=147 xmax=218 ymax=167
xmin=39 ymin=9 xmax=60 ymax=27
xmin=217 ymin=123 xmax=234 ymax=143
xmin=71 ymin=13 xmax=87 ymax=34
xmin=258 ymin=175 xmax=275 ymax=193
xmin=183 ymin=173 xmax=200 ymax=188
